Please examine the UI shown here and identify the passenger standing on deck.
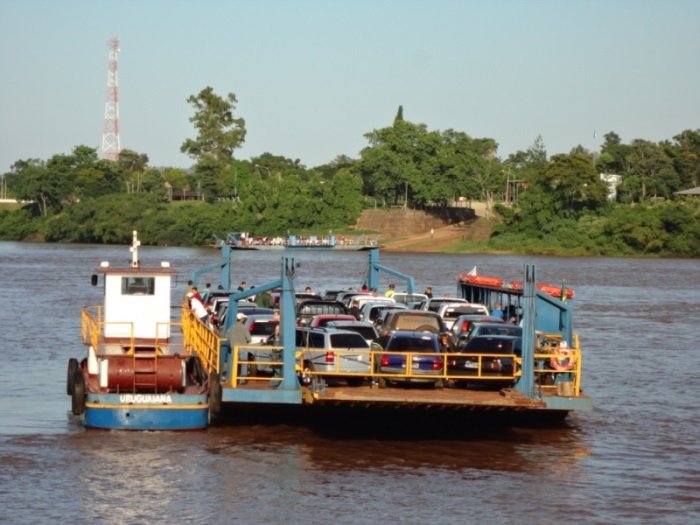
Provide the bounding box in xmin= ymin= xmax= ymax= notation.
xmin=384 ymin=283 xmax=396 ymax=298
xmin=255 ymin=289 xmax=274 ymax=308
xmin=491 ymin=303 xmax=504 ymax=320
xmin=423 ymin=287 xmax=433 ymax=298
xmin=182 ymin=280 xmax=194 ymax=303
xmin=349 ymin=300 xmax=361 ymax=320
xmin=237 ymin=281 xmax=247 ymax=292
xmin=227 ymin=312 xmax=252 ymax=383
xmin=189 ymin=292 xmax=209 ymax=323
xmin=271 ymin=309 xmax=281 ymax=342
xmin=202 ymin=282 xmax=213 ymax=303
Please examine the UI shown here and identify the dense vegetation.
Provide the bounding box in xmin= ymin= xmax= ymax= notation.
xmin=1 ymin=87 xmax=698 ymax=256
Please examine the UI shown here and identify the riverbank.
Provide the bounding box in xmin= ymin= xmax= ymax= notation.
xmin=380 ymin=220 xmax=495 ymax=253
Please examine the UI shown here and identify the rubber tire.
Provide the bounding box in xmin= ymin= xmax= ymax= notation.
xmin=71 ymin=370 xmax=85 ymax=415
xmin=415 ymin=325 xmax=437 ymax=333
xmin=209 ymin=372 xmax=222 ymax=417
xmin=66 ymin=358 xmax=79 ymax=395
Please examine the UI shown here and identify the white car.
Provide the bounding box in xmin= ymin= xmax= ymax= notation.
xmin=418 ymin=297 xmax=469 ymax=313
xmin=438 ymin=303 xmax=490 ymax=330
xmin=359 ymin=301 xmax=407 ymax=323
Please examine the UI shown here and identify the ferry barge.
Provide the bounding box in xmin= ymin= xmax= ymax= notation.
xmin=66 ymin=232 xmax=219 ymax=430
xmin=213 ymin=232 xmax=380 ymax=251
xmin=190 ymin=247 xmax=592 ymax=422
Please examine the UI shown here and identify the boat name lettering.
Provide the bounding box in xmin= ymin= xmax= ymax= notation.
xmin=119 ymin=394 xmax=173 ymax=404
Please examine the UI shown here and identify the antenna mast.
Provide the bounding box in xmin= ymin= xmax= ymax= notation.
xmin=100 ymin=37 xmax=121 ymax=160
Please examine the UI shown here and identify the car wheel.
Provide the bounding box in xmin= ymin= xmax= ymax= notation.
xmin=415 ymin=325 xmax=437 ymax=333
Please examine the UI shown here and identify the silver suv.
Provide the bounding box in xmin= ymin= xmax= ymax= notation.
xmin=296 ymin=327 xmax=371 ymax=386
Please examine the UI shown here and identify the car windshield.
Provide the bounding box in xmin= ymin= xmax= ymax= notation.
xmin=393 ymin=315 xmax=441 ymax=331
xmin=250 ymin=321 xmax=276 ymax=336
xmin=474 ymin=325 xmax=521 ymax=337
xmin=329 ymin=333 xmax=369 ymax=348
xmin=339 ymin=326 xmax=377 ymax=340
xmin=387 ymin=336 xmax=436 ymax=352
xmin=465 ymin=338 xmax=518 ymax=353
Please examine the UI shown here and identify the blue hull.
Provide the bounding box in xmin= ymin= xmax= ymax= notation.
xmin=84 ymin=393 xmax=209 ymax=430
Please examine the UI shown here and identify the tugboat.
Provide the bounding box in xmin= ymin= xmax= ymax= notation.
xmin=67 ymin=231 xmax=218 ymax=430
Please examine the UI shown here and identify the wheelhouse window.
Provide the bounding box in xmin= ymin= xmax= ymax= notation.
xmin=122 ymin=276 xmax=155 ymax=295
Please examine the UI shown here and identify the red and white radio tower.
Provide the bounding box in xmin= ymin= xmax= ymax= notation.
xmin=100 ymin=37 xmax=121 ymax=160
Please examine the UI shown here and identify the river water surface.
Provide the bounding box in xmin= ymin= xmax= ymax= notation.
xmin=0 ymin=242 xmax=698 ymax=524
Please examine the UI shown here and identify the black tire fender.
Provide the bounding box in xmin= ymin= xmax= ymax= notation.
xmin=66 ymin=358 xmax=79 ymax=395
xmin=71 ymin=370 xmax=85 ymax=415
xmin=209 ymin=372 xmax=222 ymax=417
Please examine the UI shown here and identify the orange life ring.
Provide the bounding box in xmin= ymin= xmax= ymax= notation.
xmin=459 ymin=274 xmax=504 ymax=288
xmin=550 ymin=344 xmax=574 ymax=371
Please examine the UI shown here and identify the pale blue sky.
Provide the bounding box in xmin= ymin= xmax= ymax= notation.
xmin=1 ymin=0 xmax=698 ymax=173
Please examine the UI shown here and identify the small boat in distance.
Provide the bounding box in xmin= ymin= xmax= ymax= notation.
xmin=213 ymin=232 xmax=380 ymax=251
xmin=66 ymin=231 xmax=219 ymax=430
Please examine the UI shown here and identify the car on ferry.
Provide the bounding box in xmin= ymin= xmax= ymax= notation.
xmin=376 ymin=310 xmax=453 ymax=350
xmin=211 ymin=300 xmax=270 ymax=332
xmin=417 ymin=296 xmax=469 ymax=313
xmin=308 ymin=314 xmax=357 ymax=328
xmin=460 ymin=323 xmax=522 ymax=347
xmin=392 ymin=292 xmax=428 ymax=309
xmin=243 ymin=314 xmax=279 ymax=344
xmin=297 ymin=300 xmax=348 ymax=326
xmin=375 ymin=330 xmax=444 ymax=388
xmin=296 ymin=327 xmax=372 ymax=386
xmin=325 ymin=320 xmax=379 ymax=345
xmin=360 ymin=301 xmax=407 ymax=324
xmin=451 ymin=314 xmax=505 ymax=344
xmin=447 ymin=335 xmax=522 ymax=387
xmin=437 ymin=302 xmax=490 ymax=330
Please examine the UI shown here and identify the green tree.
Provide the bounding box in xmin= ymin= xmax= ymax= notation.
xmin=667 ymin=129 xmax=700 ymax=189
xmin=540 ymin=153 xmax=609 ymax=218
xmin=9 ymin=159 xmax=66 ymax=217
xmin=624 ymin=139 xmax=678 ymax=201
xmin=117 ymin=149 xmax=150 ymax=193
xmin=181 ymin=87 xmax=246 ymax=202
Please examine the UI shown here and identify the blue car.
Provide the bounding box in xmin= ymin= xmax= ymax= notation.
xmin=375 ymin=330 xmax=444 ymax=387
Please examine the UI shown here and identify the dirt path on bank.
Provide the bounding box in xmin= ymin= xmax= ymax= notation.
xmin=381 ymin=219 xmax=494 ymax=253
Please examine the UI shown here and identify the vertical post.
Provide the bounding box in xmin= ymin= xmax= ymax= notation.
xmin=516 ymin=264 xmax=536 ymax=397
xmin=220 ymin=245 xmax=231 ymax=290
xmin=367 ymin=249 xmax=380 ymax=291
xmin=279 ymin=257 xmax=299 ymax=390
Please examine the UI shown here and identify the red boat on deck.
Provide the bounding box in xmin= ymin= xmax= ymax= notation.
xmin=509 ymin=281 xmax=575 ymax=300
